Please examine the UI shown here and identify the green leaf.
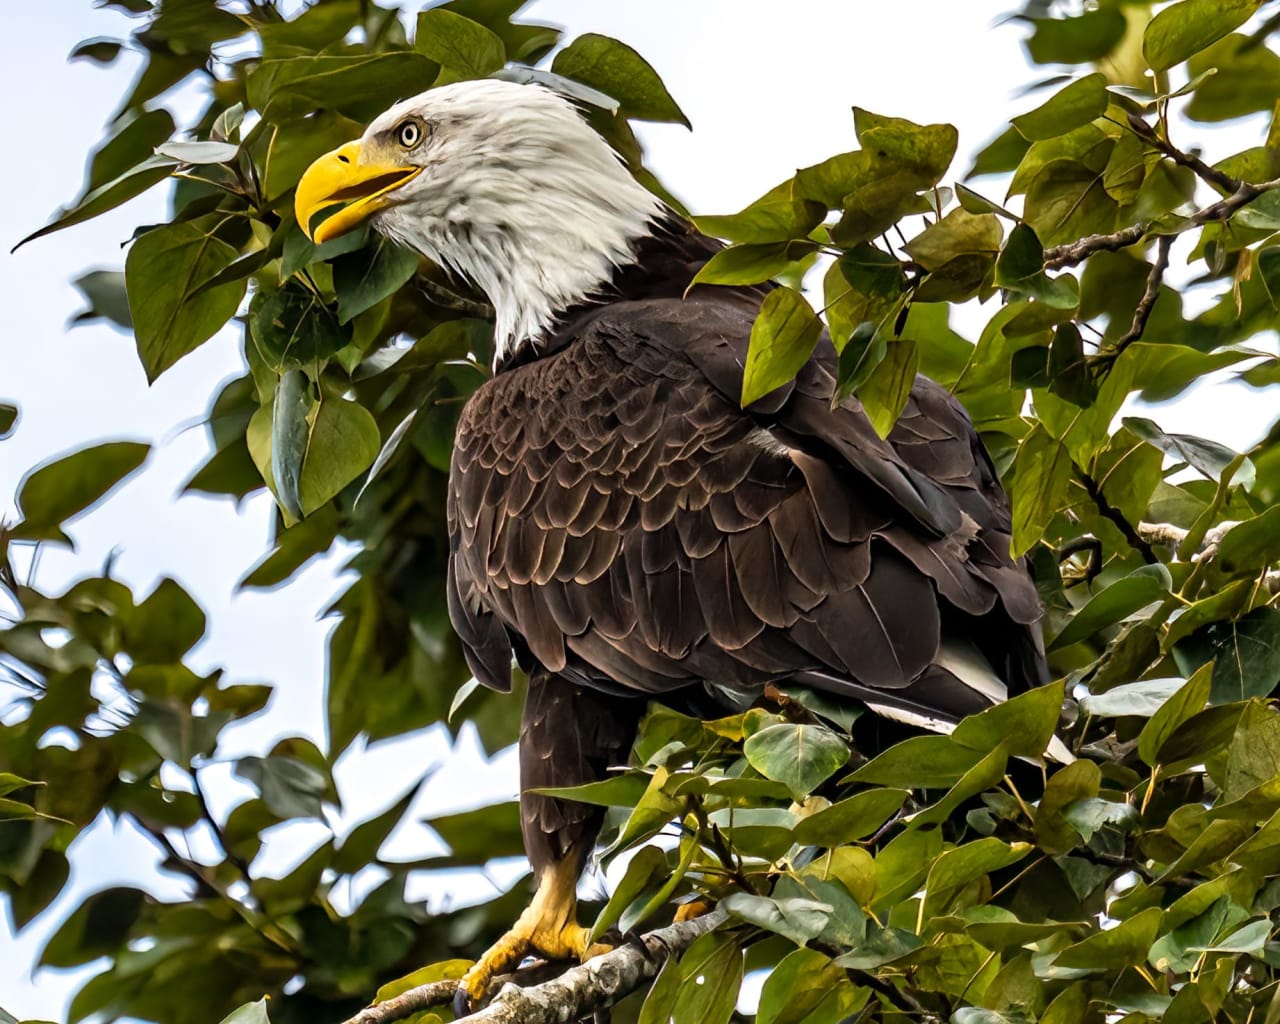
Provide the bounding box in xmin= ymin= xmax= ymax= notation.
xmin=1054 ymin=906 xmax=1163 ymax=969
xmin=1079 ymin=677 xmax=1186 ymax=718
xmin=250 ymin=282 xmax=352 ymax=371
xmin=743 ymin=722 xmax=850 ymax=800
xmin=238 ymin=505 xmax=340 ymax=589
xmin=1010 ymin=424 xmax=1073 ymax=557
xmin=235 ymin=754 xmax=331 ymax=821
xmin=793 ymin=788 xmax=908 ymax=847
xmin=951 ymin=679 xmax=1066 ymax=759
xmin=670 ymin=932 xmax=742 ymax=1024
xmin=374 ymin=960 xmax=470 ymax=1002
xmin=589 ymin=844 xmax=666 ymax=942
xmin=922 ymin=839 xmax=1032 ymax=919
xmin=697 ymin=179 xmax=825 ymax=244
xmin=1012 ymin=74 xmax=1109 ymax=141
xmin=12 ymin=441 xmax=150 ymax=544
xmin=904 ymin=210 xmax=1003 ymax=271
xmin=721 ymin=893 xmax=832 ymax=946
xmin=1026 ymin=8 xmax=1128 ymax=64
xmin=1218 ymin=507 xmax=1280 ymax=574
xmin=1224 ymin=700 xmax=1280 ymax=802
xmin=333 ymin=236 xmax=419 ymax=324
xmin=757 ymin=948 xmax=863 ymax=1024
xmin=968 ymin=126 xmax=1031 ymax=178
xmin=41 ymin=888 xmax=146 ymax=968
xmin=1203 ymin=608 xmax=1280 ymax=705
xmin=1051 ymin=564 xmax=1172 ymax=651
xmin=217 ymin=1000 xmax=271 ymax=1024
xmin=334 ymin=777 xmax=426 ymax=873
xmin=823 ymin=245 xmax=908 ymax=349
xmin=1143 ymin=0 xmax=1262 ymax=72
xmin=0 ymin=403 xmax=15 ymax=438
xmin=155 ymin=139 xmax=241 ymax=164
xmin=1023 ymin=158 xmax=1118 ymax=247
xmin=1035 ymin=760 xmax=1102 ymax=854
xmin=551 ymin=33 xmax=689 ymax=126
xmin=126 ymin=215 xmax=248 ymax=381
xmin=740 ymin=286 xmax=823 ymax=407
xmin=1139 ymin=663 xmax=1213 ymax=766
xmin=690 ymin=242 xmax=815 ymax=288
xmin=848 ymin=735 xmax=984 ymax=788
xmin=415 ymin=8 xmax=505 ymax=79
xmin=859 ymin=339 xmax=918 ymax=438
xmin=1123 ymin=416 xmax=1245 ymax=482
xmin=271 ymin=369 xmax=311 ymax=522
xmin=834 ymin=924 xmax=922 ymax=969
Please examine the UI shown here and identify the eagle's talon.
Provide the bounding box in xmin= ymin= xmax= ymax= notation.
xmin=453 ymin=985 xmax=473 ymax=1018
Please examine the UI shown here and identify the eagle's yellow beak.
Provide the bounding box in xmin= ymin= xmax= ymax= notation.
xmin=294 ymin=141 xmax=422 ymax=245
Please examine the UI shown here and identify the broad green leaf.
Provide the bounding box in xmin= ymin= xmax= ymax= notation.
xmin=334 ymin=777 xmax=427 ymax=874
xmin=1138 ymin=664 xmax=1213 ymax=767
xmin=743 ymin=722 xmax=850 ymax=800
xmin=757 ymin=948 xmax=864 ymax=1024
xmin=697 ymin=180 xmax=825 ymax=244
xmin=552 ymin=33 xmax=689 ymax=126
xmin=1012 ymin=74 xmax=1109 ymax=141
xmin=922 ymin=839 xmax=1032 ymax=919
xmin=1026 ymin=8 xmax=1128 ymax=64
xmin=333 ymin=236 xmax=419 ymax=324
xmin=690 ymin=242 xmax=815 ymax=288
xmin=1122 ymin=416 xmax=1247 ymax=482
xmin=1223 ymin=700 xmax=1280 ymax=802
xmin=969 ymin=126 xmax=1031 ymax=178
xmin=155 ymin=139 xmax=240 ymax=164
xmin=1218 ymin=507 xmax=1280 ymax=574
xmin=1143 ymin=0 xmax=1262 ymax=72
xmin=0 ymin=403 xmax=15 ymax=437
xmin=271 ymin=369 xmax=310 ymax=522
xmin=848 ymin=735 xmax=984 ymax=788
xmin=248 ymin=54 xmax=439 ymax=118
xmin=793 ymin=788 xmax=908 ymax=847
xmin=1079 ymin=678 xmax=1186 ymax=718
xmin=670 ymin=932 xmax=742 ymax=1024
xmin=740 ymin=286 xmax=823 ymax=407
xmin=40 ymin=888 xmax=146 ymax=968
xmin=1010 ymin=424 xmax=1072 ymax=557
xmin=250 ymin=283 xmax=352 ymax=370
xmin=833 ymin=925 xmax=922 ymax=969
xmin=859 ymin=339 xmax=917 ymax=438
xmin=909 ymin=744 xmax=1009 ymax=830
xmin=238 ymin=505 xmax=341 ymax=589
xmin=12 ymin=441 xmax=150 ymax=544
xmin=1023 ymin=157 xmax=1118 ymax=247
xmin=951 ymin=678 xmax=1066 ymax=759
xmin=1053 ymin=906 xmax=1163 ymax=969
xmin=1035 ymin=760 xmax=1102 ymax=855
xmin=824 ymin=245 xmax=907 ymax=350
xmin=126 ymin=215 xmax=247 ymax=381
xmin=589 ymin=844 xmax=666 ymax=942
xmin=873 ymin=827 xmax=943 ymax=911
xmin=235 ymin=754 xmax=331 ymax=821
xmin=721 ymin=893 xmax=833 ymax=946
xmin=415 ymin=8 xmax=505 ymax=79
xmin=1050 ymin=564 xmax=1172 ymax=651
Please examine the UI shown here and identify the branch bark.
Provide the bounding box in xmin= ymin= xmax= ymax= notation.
xmin=1138 ymin=520 xmax=1280 ymax=592
xmin=340 ymin=909 xmax=729 ymax=1024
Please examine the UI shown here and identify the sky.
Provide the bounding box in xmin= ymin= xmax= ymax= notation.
xmin=1 ymin=2 xmax=1276 ymax=1020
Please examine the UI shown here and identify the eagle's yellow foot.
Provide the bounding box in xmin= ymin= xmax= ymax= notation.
xmin=674 ymin=897 xmax=716 ymax=923
xmin=456 ymin=860 xmax=612 ymax=1012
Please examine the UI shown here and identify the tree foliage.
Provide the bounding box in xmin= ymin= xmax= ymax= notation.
xmin=6 ymin=2 xmax=1280 ymax=1022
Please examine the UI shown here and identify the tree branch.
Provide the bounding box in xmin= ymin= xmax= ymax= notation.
xmin=1108 ymin=234 xmax=1173 ymax=358
xmin=340 ymin=910 xmax=729 ymax=1024
xmin=1041 ymin=178 xmax=1280 ymax=271
xmin=1126 ymin=114 xmax=1241 ymax=195
xmin=1138 ymin=520 xmax=1280 ymax=592
xmin=1074 ymin=471 xmax=1158 ymax=565
xmin=1043 ymin=224 xmax=1146 ymax=270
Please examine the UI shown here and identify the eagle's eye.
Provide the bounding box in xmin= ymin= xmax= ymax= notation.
xmin=395 ymin=118 xmax=425 ymax=149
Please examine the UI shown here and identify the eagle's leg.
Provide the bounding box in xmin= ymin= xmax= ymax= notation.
xmin=458 ymin=670 xmax=646 ymax=1008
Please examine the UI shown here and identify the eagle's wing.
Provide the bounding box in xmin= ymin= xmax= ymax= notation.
xmin=447 ymin=291 xmax=1046 ymax=730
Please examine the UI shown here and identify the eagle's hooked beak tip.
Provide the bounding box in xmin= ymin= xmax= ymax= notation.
xmin=294 ymin=140 xmax=421 ymax=245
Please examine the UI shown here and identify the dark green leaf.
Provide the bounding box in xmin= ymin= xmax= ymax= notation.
xmin=12 ymin=441 xmax=150 ymax=544
xmin=415 ymin=8 xmax=505 ymax=79
xmin=742 ymin=722 xmax=849 ymax=800
xmin=1139 ymin=664 xmax=1213 ymax=766
xmin=1010 ymin=424 xmax=1073 ymax=557
xmin=552 ymin=33 xmax=689 ymax=126
xmin=1012 ymin=74 xmax=1109 ymax=141
xmin=126 ymin=215 xmax=248 ymax=381
xmin=1144 ymin=0 xmax=1261 ymax=72
xmin=1051 ymin=564 xmax=1172 ymax=650
xmin=721 ymin=893 xmax=831 ymax=946
xmin=793 ymin=788 xmax=908 ymax=847
xmin=333 ymin=237 xmax=419 ymax=325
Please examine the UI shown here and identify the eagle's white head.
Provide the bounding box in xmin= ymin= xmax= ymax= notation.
xmin=295 ymin=79 xmax=665 ymax=361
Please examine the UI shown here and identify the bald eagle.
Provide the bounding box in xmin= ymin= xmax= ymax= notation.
xmin=295 ymin=79 xmax=1053 ymax=1006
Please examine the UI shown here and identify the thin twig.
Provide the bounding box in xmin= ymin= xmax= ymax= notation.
xmin=1110 ymin=234 xmax=1173 ymax=357
xmin=341 ymin=910 xmax=729 ymax=1024
xmin=1126 ymin=114 xmax=1241 ymax=195
xmin=1074 ymin=470 xmax=1158 ymax=565
xmin=1043 ymin=224 xmax=1146 ymax=269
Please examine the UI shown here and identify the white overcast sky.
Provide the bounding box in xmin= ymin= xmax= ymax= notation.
xmin=1 ymin=2 xmax=1274 ymax=1019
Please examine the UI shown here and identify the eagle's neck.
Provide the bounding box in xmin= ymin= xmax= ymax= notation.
xmin=494 ymin=217 xmax=729 ymax=372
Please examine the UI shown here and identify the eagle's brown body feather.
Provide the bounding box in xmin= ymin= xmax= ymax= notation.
xmin=446 ymin=222 xmax=1046 ymax=867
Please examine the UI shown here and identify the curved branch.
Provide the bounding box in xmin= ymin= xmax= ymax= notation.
xmin=340 ymin=910 xmax=729 ymax=1024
